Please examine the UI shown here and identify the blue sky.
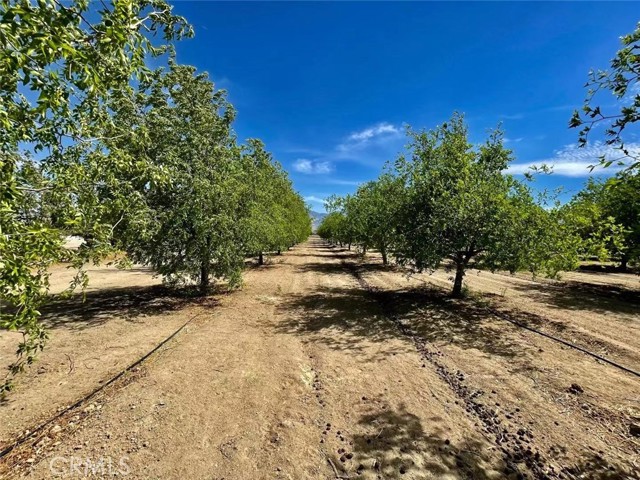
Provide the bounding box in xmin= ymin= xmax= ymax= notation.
xmin=170 ymin=1 xmax=640 ymax=212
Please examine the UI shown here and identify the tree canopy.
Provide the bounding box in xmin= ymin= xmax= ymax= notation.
xmin=0 ymin=0 xmax=310 ymax=393
xmin=319 ymin=114 xmax=579 ymax=297
xmin=1 ymin=0 xmax=192 ymax=392
xmin=561 ymin=173 xmax=640 ymax=270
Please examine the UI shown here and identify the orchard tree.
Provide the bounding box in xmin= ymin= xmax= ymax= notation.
xmin=114 ymin=63 xmax=247 ymax=293
xmin=109 ymin=65 xmax=311 ymax=286
xmin=0 ymin=0 xmax=191 ymax=392
xmin=317 ymin=211 xmax=349 ymax=246
xmin=347 ymin=174 xmax=404 ymax=264
xmin=605 ymin=172 xmax=640 ymax=269
xmin=241 ymin=140 xmax=286 ymax=265
xmin=560 ymin=179 xmax=629 ymax=265
xmin=281 ymin=190 xmax=312 ymax=249
xmin=394 ymin=114 xmax=578 ymax=297
xmin=318 ymin=195 xmax=353 ymax=248
xmin=562 ymin=173 xmax=639 ymax=270
xmin=571 ymin=21 xmax=640 ymax=171
xmin=240 ymin=140 xmax=311 ymax=264
xmin=338 ymin=195 xmax=362 ymax=251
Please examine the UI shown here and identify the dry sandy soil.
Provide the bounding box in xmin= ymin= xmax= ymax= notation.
xmin=0 ymin=237 xmax=638 ymax=479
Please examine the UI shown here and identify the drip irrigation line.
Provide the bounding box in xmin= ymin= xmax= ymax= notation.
xmin=0 ymin=312 xmax=201 ymax=460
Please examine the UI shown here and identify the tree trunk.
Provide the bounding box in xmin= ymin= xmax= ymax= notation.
xmin=199 ymin=237 xmax=211 ymax=295
xmin=277 ymin=249 xmax=281 ymax=255
xmin=381 ymin=246 xmax=388 ymax=265
xmin=348 ymin=243 xmax=351 ymax=251
xmin=199 ymin=263 xmax=210 ymax=295
xmin=452 ymin=261 xmax=465 ymax=298
xmin=620 ymin=256 xmax=628 ymax=272
xmin=258 ymin=252 xmax=264 ymax=265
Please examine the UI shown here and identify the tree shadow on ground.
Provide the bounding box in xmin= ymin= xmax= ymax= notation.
xmin=275 ymin=286 xmax=412 ymax=361
xmin=276 ymin=283 xmax=526 ymax=361
xmin=294 ymin=261 xmax=358 ymax=276
xmin=293 ymin=255 xmax=403 ymax=277
xmin=354 ymin=262 xmax=404 ymax=274
xmin=339 ymin=401 xmax=503 ymax=479
xmin=244 ymin=261 xmax=282 ymax=270
xmin=577 ymin=264 xmax=638 ymax=274
xmin=40 ymin=285 xmax=219 ymax=331
xmin=342 ymin=402 xmax=635 ymax=480
xmin=284 ymin=252 xmax=338 ymax=258
xmin=565 ymin=453 xmax=637 ymax=480
xmin=371 ymin=287 xmax=527 ymax=359
xmin=508 ymin=280 xmax=639 ymax=316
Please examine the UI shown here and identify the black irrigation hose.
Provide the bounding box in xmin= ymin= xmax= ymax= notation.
xmin=326 ymin=242 xmax=640 ymax=381
xmin=0 ymin=312 xmax=201 ymax=460
xmin=488 ymin=309 xmax=640 ymax=379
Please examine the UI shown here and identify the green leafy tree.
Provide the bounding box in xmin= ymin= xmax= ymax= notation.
xmin=108 ymin=65 xmax=311 ymax=287
xmin=562 ymin=174 xmax=639 ymax=270
xmin=571 ymin=21 xmax=640 ymax=171
xmin=0 ymin=0 xmax=191 ymax=392
xmin=113 ymin=63 xmax=248 ymax=293
xmin=317 ymin=211 xmax=349 ymax=246
xmin=394 ymin=114 xmax=578 ymax=297
xmin=560 ymin=179 xmax=628 ymax=264
xmin=281 ymin=190 xmax=312 ymax=249
xmin=605 ymin=172 xmax=640 ymax=269
xmin=240 ymin=140 xmax=311 ymax=264
xmin=345 ymin=174 xmax=404 ymax=264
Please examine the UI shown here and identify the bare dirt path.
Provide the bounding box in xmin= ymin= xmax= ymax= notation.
xmin=1 ymin=238 xmax=638 ymax=479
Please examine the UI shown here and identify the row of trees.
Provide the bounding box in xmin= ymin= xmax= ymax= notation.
xmin=318 ymin=114 xmax=639 ymax=297
xmin=105 ymin=63 xmax=311 ymax=290
xmin=560 ymin=174 xmax=639 ymax=270
xmin=1 ymin=0 xmax=310 ymax=392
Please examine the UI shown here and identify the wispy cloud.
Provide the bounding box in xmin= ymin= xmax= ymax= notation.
xmin=347 ymin=123 xmax=401 ymax=142
xmin=323 ymin=178 xmax=365 ymax=186
xmin=622 ymin=82 xmax=640 ymax=103
xmin=213 ymin=76 xmax=233 ymax=90
xmin=338 ymin=122 xmax=402 ymax=155
xmin=504 ymin=137 xmax=524 ymax=144
xmin=292 ymin=159 xmax=333 ymax=174
xmin=507 ymin=142 xmax=638 ymax=177
xmin=304 ymin=195 xmax=326 ymax=205
xmin=289 ymin=122 xmax=404 ymax=183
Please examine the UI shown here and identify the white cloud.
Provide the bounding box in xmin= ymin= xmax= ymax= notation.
xmin=292 ymin=159 xmax=333 ymax=174
xmin=324 ymin=178 xmax=364 ymax=186
xmin=347 ymin=122 xmax=401 ymax=141
xmin=504 ymin=137 xmax=524 ymax=144
xmin=622 ymin=81 xmax=640 ymax=103
xmin=507 ymin=142 xmax=639 ymax=177
xmin=304 ymin=195 xmax=326 ymax=205
xmin=337 ymin=122 xmax=403 ymax=159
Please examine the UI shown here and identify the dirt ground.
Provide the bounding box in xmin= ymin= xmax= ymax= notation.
xmin=0 ymin=237 xmax=638 ymax=479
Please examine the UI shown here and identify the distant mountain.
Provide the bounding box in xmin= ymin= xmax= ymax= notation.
xmin=309 ymin=211 xmax=327 ymax=232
